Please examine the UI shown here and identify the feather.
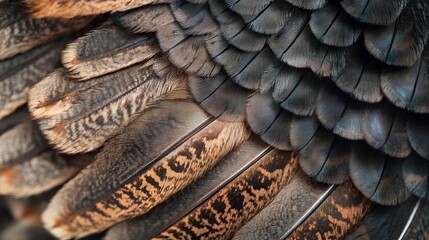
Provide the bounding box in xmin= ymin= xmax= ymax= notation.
xmin=0 ymin=39 xmax=68 ymax=119
xmin=167 ymin=36 xmax=221 ymax=77
xmin=402 ymin=200 xmax=429 ymax=239
xmin=346 ymin=197 xmax=420 ymax=240
xmin=62 ymin=23 xmax=160 ymax=80
xmin=188 ymin=72 xmax=251 ymax=121
xmin=156 ymin=23 xmax=221 ymax=77
xmin=104 ymin=136 xmax=271 ymax=240
xmin=0 ymin=1 xmax=92 ymax=61
xmin=224 ymin=0 xmax=274 ymax=20
xmin=233 ymin=171 xmax=334 ymax=240
xmin=0 ymin=118 xmax=86 ymax=197
xmin=290 ymin=116 xmax=351 ymax=184
xmin=23 ymin=0 xmax=162 ymax=19
xmin=362 ymin=100 xmax=412 ymax=158
xmin=216 ymin=7 xmax=267 ymax=52
xmin=340 ymin=0 xmax=408 ymax=25
xmin=309 ymin=3 xmax=362 ymax=47
xmin=272 ymin=67 xmax=322 ymax=116
xmin=406 ymin=114 xmax=429 ymax=159
xmin=286 ymin=181 xmax=372 ymax=239
xmin=381 ymin=43 xmax=429 ymax=113
xmin=0 ymin=121 xmax=48 ymax=168
xmin=112 ymin=5 xmax=175 ymax=33
xmin=245 ymin=0 xmax=289 ymax=35
xmin=169 ymin=0 xmax=218 ymax=36
xmin=364 ymin=0 xmax=429 ymax=67
xmin=350 ymin=142 xmax=411 ymax=205
xmin=41 ymin=100 xmax=250 ymax=239
xmin=316 ymin=82 xmax=365 ymax=140
xmin=29 ymin=56 xmax=188 ymax=154
xmin=207 ymin=32 xmax=279 ymax=89
xmin=332 ymin=44 xmax=383 ymax=103
xmin=402 ymin=154 xmax=429 ymax=200
xmin=154 ymin=149 xmax=299 ymax=239
xmin=285 ymin=0 xmax=328 ymax=10
xmin=247 ymin=93 xmax=293 ymax=150
xmin=269 ymin=10 xmax=346 ymax=77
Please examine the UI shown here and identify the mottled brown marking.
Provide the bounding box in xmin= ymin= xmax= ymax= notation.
xmin=43 ymin=121 xmax=250 ymax=239
xmin=287 ymin=181 xmax=373 ymax=239
xmin=154 ymin=150 xmax=299 ymax=239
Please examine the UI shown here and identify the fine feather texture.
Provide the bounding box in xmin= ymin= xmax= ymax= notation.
xmin=42 ymin=100 xmax=250 ymax=238
xmin=29 ymin=57 xmax=188 ymax=154
xmin=0 ymin=39 xmax=69 ymax=119
xmin=364 ymin=0 xmax=429 ymax=67
xmin=340 ymin=0 xmax=408 ymax=25
xmin=316 ymin=82 xmax=365 ymax=140
xmin=269 ymin=14 xmax=346 ymax=77
xmin=346 ymin=197 xmax=420 ymax=240
xmin=309 ymin=2 xmax=362 ymax=47
xmin=0 ymin=1 xmax=92 ymax=61
xmin=104 ymin=136 xmax=270 ymax=240
xmin=271 ymin=67 xmax=322 ymax=116
xmin=154 ymin=149 xmax=299 ymax=239
xmin=0 ymin=115 xmax=86 ymax=197
xmin=332 ymin=44 xmax=383 ymax=103
xmin=247 ymin=93 xmax=293 ymax=150
xmin=350 ymin=142 xmax=411 ymax=205
xmin=362 ymin=100 xmax=412 ymax=158
xmin=233 ymin=171 xmax=333 ymax=240
xmin=406 ymin=114 xmax=429 ymax=159
xmin=189 ymin=72 xmax=251 ymax=121
xmin=62 ymin=23 xmax=161 ymax=80
xmin=286 ymin=181 xmax=372 ymax=239
xmin=290 ymin=116 xmax=351 ymax=184
xmin=402 ymin=154 xmax=429 ymax=200
xmin=2 ymin=0 xmax=429 ymax=238
xmin=381 ymin=42 xmax=429 ymax=113
xmin=402 ymin=201 xmax=429 ymax=239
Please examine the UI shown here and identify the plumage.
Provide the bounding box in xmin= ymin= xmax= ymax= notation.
xmin=1 ymin=0 xmax=429 ymax=238
xmin=290 ymin=116 xmax=351 ymax=184
xmin=189 ymin=72 xmax=250 ymax=121
xmin=350 ymin=142 xmax=411 ymax=205
xmin=0 ymin=1 xmax=92 ymax=61
xmin=332 ymin=44 xmax=383 ymax=103
xmin=340 ymin=0 xmax=408 ymax=25
xmin=364 ymin=0 xmax=429 ymax=67
xmin=346 ymin=197 xmax=420 ymax=240
xmin=272 ymin=67 xmax=322 ymax=116
xmin=154 ymin=149 xmax=298 ymax=239
xmin=310 ymin=2 xmax=362 ymax=47
xmin=104 ymin=136 xmax=270 ymax=240
xmin=316 ymin=82 xmax=365 ymax=140
xmin=42 ymin=100 xmax=250 ymax=238
xmin=233 ymin=171 xmax=334 ymax=239
xmin=247 ymin=93 xmax=293 ymax=150
xmin=403 ymin=154 xmax=429 ymax=200
xmin=29 ymin=57 xmax=187 ymax=154
xmin=62 ymin=23 xmax=161 ymax=80
xmin=381 ymin=43 xmax=429 ymax=113
xmin=0 ymin=39 xmax=68 ymax=119
xmin=406 ymin=114 xmax=429 ymax=159
xmin=286 ymin=181 xmax=372 ymax=239
xmin=362 ymin=100 xmax=412 ymax=158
